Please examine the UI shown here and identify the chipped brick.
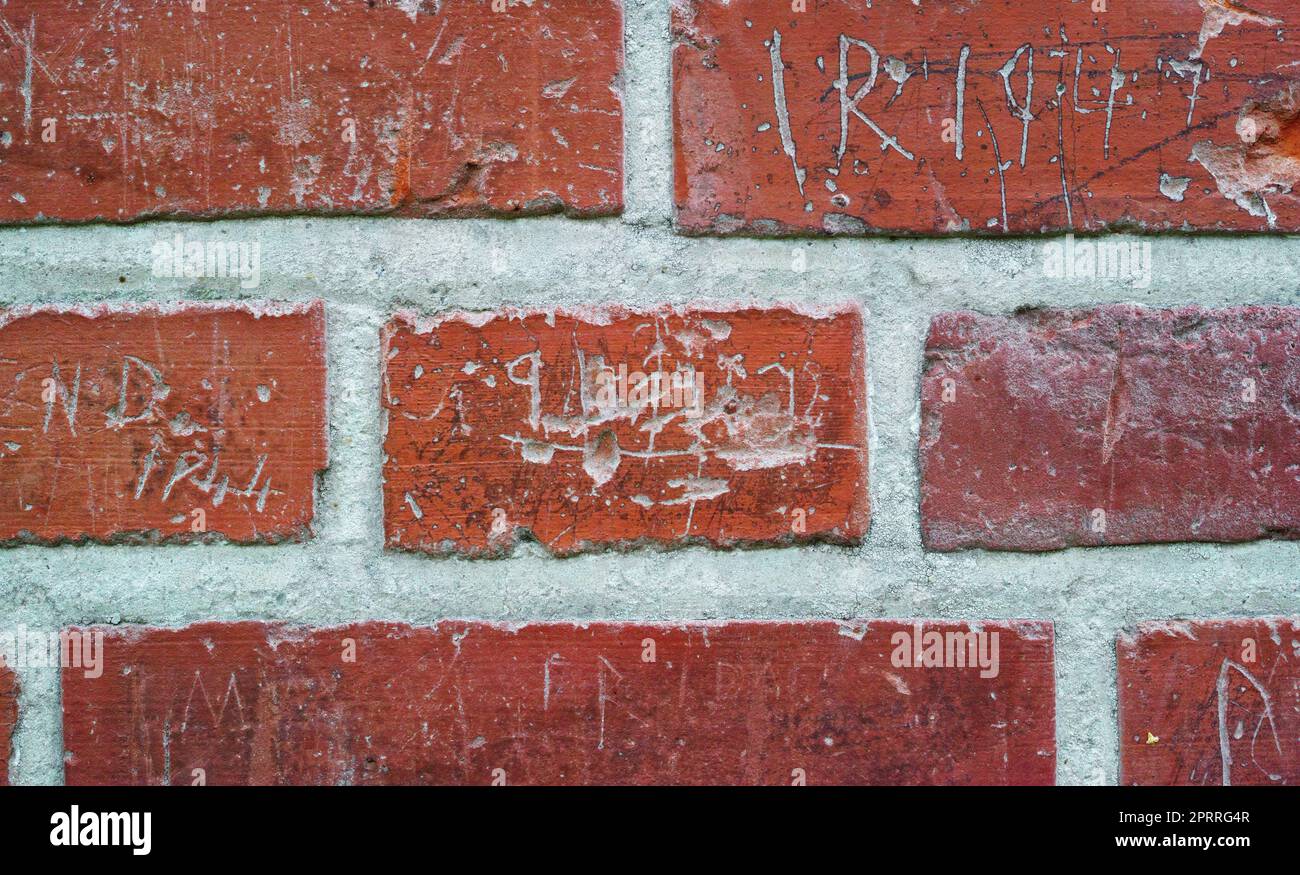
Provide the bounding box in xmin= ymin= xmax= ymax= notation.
xmin=921 ymin=306 xmax=1300 ymax=551
xmin=0 ymin=663 xmax=15 ymax=785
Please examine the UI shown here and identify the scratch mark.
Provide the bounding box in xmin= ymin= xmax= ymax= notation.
xmin=1216 ymin=658 xmax=1283 ymax=786
xmin=955 ymin=45 xmax=969 ymax=161
xmin=769 ymin=29 xmax=806 ymax=197
xmin=976 ymin=98 xmax=1010 ymax=232
xmin=998 ymin=44 xmax=1034 ymax=168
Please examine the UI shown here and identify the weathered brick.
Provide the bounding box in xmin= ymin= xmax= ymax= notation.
xmin=382 ymin=305 xmax=868 ymax=555
xmin=0 ymin=0 xmax=622 ymax=223
xmin=0 ymin=663 xmax=15 ymax=786
xmin=673 ymin=0 xmax=1298 ymax=235
xmin=920 ymin=306 xmax=1300 ymax=551
xmin=0 ymin=302 xmax=327 ymax=543
xmin=1119 ymin=618 xmax=1300 ymax=786
xmin=63 ymin=620 xmax=1055 ymax=786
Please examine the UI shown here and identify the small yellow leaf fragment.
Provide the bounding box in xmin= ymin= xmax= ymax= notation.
xmin=1145 ymin=731 xmax=1159 ymax=745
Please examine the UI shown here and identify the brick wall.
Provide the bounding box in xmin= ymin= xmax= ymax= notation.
xmin=0 ymin=0 xmax=1297 ymax=785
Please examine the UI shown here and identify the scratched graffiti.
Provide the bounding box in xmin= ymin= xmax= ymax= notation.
xmin=0 ymin=303 xmax=326 ymax=543
xmin=1119 ymin=619 xmax=1300 ymax=786
xmin=0 ymin=0 xmax=622 ymax=223
xmin=381 ymin=306 xmax=868 ymax=555
xmin=62 ymin=620 xmax=1056 ymax=785
xmin=673 ymin=0 xmax=1299 ymax=234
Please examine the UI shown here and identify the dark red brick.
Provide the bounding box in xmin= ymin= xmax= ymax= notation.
xmin=382 ymin=305 xmax=868 ymax=555
xmin=63 ymin=620 xmax=1055 ymax=786
xmin=1119 ymin=618 xmax=1300 ymax=786
xmin=920 ymin=306 xmax=1300 ymax=551
xmin=0 ymin=302 xmax=327 ymax=543
xmin=0 ymin=0 xmax=622 ymax=223
xmin=673 ymin=0 xmax=1299 ymax=234
xmin=0 ymin=663 xmax=15 ymax=785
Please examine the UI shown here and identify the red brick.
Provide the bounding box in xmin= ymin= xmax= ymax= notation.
xmin=382 ymin=305 xmax=868 ymax=555
xmin=0 ymin=302 xmax=327 ymax=543
xmin=0 ymin=0 xmax=622 ymax=223
xmin=0 ymin=663 xmax=15 ymax=786
xmin=673 ymin=0 xmax=1299 ymax=235
xmin=1119 ymin=618 xmax=1300 ymax=786
xmin=920 ymin=306 xmax=1300 ymax=551
xmin=63 ymin=619 xmax=1055 ymax=786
